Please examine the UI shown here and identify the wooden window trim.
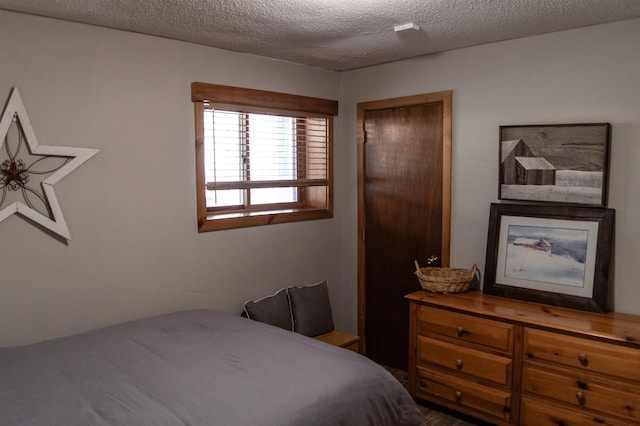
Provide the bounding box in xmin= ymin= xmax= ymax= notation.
xmin=192 ymin=82 xmax=338 ymax=232
xmin=192 ymin=82 xmax=338 ymax=116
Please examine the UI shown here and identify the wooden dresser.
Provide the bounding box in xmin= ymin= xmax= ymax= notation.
xmin=406 ymin=290 xmax=640 ymax=425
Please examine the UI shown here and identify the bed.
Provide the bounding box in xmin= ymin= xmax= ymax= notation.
xmin=0 ymin=309 xmax=425 ymax=425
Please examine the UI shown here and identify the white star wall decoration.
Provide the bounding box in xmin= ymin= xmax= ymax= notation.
xmin=0 ymin=87 xmax=99 ymax=240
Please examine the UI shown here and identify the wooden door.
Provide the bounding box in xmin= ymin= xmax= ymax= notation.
xmin=357 ymin=91 xmax=451 ymax=370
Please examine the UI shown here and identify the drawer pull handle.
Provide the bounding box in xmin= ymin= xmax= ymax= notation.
xmin=576 ymin=391 xmax=586 ymax=406
xmin=456 ymin=326 xmax=466 ymax=337
xmin=455 ymin=359 xmax=463 ymax=370
xmin=455 ymin=391 xmax=463 ymax=401
xmin=419 ymin=381 xmax=427 ymax=388
xmin=578 ymin=353 xmax=589 ymax=366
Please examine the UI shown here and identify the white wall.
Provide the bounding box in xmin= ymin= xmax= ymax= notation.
xmin=0 ymin=10 xmax=347 ymax=346
xmin=341 ymin=18 xmax=640 ymax=322
xmin=2 ymin=10 xmax=639 ymax=346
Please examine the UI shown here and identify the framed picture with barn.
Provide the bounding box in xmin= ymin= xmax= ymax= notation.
xmin=483 ymin=203 xmax=614 ymax=313
xmin=499 ymin=123 xmax=611 ymax=206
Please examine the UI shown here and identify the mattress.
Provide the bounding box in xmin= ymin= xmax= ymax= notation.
xmin=0 ymin=309 xmax=424 ymax=425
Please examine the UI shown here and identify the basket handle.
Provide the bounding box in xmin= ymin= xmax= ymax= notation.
xmin=471 ymin=264 xmax=481 ymax=284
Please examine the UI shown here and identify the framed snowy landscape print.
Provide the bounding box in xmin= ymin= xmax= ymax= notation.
xmin=499 ymin=123 xmax=611 ymax=206
xmin=483 ymin=203 xmax=614 ymax=312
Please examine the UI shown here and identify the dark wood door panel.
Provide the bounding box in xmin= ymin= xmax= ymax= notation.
xmin=363 ymin=102 xmax=445 ymax=369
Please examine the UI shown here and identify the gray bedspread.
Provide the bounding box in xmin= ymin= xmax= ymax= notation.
xmin=0 ymin=310 xmax=424 ymax=425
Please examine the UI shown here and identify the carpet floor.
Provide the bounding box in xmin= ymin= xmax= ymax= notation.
xmin=385 ymin=366 xmax=492 ymax=425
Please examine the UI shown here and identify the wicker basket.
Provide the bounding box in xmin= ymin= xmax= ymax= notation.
xmin=414 ymin=260 xmax=478 ymax=294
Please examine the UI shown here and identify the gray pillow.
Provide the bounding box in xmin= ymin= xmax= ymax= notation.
xmin=243 ymin=289 xmax=293 ymax=331
xmin=288 ymin=281 xmax=334 ymax=337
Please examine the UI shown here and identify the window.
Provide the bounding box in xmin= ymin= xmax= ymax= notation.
xmin=192 ymin=82 xmax=338 ymax=232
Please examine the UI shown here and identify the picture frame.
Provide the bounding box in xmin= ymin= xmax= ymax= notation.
xmin=483 ymin=203 xmax=614 ymax=313
xmin=499 ymin=123 xmax=611 ymax=206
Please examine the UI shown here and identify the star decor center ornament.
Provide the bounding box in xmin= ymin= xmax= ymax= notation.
xmin=0 ymin=87 xmax=99 ymax=240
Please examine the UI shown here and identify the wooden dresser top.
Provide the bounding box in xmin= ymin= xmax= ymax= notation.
xmin=406 ymin=290 xmax=640 ymax=348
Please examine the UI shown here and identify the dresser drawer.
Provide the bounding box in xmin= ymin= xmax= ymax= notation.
xmin=417 ymin=306 xmax=514 ymax=353
xmin=520 ymin=396 xmax=630 ymax=426
xmin=415 ymin=367 xmax=512 ymax=422
xmin=522 ymin=363 xmax=640 ymax=422
xmin=524 ymin=328 xmax=640 ymax=381
xmin=417 ymin=335 xmax=512 ymax=386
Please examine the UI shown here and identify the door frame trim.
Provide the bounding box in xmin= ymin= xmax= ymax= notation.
xmin=356 ymin=90 xmax=452 ymax=354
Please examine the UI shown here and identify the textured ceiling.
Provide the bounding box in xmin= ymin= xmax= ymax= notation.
xmin=1 ymin=0 xmax=640 ymax=71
